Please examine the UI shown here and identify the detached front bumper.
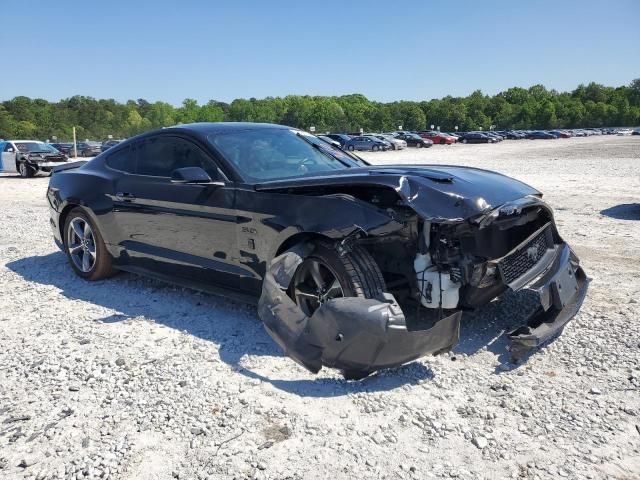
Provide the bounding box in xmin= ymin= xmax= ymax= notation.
xmin=258 ymin=244 xmax=460 ymax=376
xmin=507 ymin=242 xmax=588 ymax=361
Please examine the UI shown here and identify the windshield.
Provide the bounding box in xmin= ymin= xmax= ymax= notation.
xmin=209 ymin=128 xmax=367 ymax=181
xmin=15 ymin=142 xmax=58 ymax=153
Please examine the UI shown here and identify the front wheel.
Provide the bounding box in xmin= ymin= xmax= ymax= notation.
xmin=290 ymin=242 xmax=385 ymax=380
xmin=347 ymin=145 xmax=355 ymax=151
xmin=291 ymin=242 xmax=385 ymax=318
xmin=416 ymin=142 xmax=423 ymax=148
xmin=63 ymin=208 xmax=116 ymax=280
xmin=372 ymin=145 xmax=379 ymax=152
xmin=462 ymin=139 xmax=468 ymax=144
xmin=18 ymin=162 xmax=35 ymax=178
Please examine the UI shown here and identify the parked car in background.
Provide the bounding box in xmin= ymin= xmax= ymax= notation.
xmin=364 ymin=133 xmax=406 ymax=150
xmin=71 ymin=142 xmax=102 ymax=157
xmin=632 ymin=128 xmax=640 ymax=136
xmin=50 ymin=143 xmax=73 ymax=155
xmin=526 ymin=131 xmax=557 ymax=140
xmin=485 ymin=132 xmax=504 ymax=142
xmin=344 ymin=136 xmax=389 ymax=151
xmin=325 ymin=134 xmax=352 ymax=147
xmin=418 ymin=131 xmax=456 ymax=145
xmin=101 ymin=139 xmax=124 ymax=152
xmin=616 ymin=128 xmax=633 ymax=135
xmin=317 ymin=135 xmax=342 ymax=148
xmin=550 ymin=130 xmax=572 ymax=138
xmin=0 ymin=140 xmax=69 ymax=177
xmin=457 ymin=132 xmax=495 ymax=144
xmin=392 ymin=132 xmax=433 ymax=148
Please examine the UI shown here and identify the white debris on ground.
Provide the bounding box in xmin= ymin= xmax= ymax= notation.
xmin=0 ymin=135 xmax=639 ymax=480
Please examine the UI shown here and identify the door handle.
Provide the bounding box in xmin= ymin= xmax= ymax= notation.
xmin=115 ymin=192 xmax=136 ymax=202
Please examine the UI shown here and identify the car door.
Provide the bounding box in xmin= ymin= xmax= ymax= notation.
xmin=1 ymin=142 xmax=17 ymax=172
xmin=110 ymin=134 xmax=253 ymax=292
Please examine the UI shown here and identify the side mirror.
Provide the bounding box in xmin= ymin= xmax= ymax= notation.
xmin=6 ymin=148 xmax=14 ymax=153
xmin=171 ymin=167 xmax=217 ymax=184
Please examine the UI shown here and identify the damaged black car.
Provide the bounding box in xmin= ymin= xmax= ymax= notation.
xmin=47 ymin=123 xmax=588 ymax=379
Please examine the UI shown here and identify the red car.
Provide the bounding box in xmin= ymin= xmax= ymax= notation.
xmin=418 ymin=131 xmax=456 ymax=145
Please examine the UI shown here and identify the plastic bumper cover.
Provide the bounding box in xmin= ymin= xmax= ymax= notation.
xmin=507 ymin=242 xmax=588 ymax=361
xmin=258 ymin=244 xmax=460 ymax=375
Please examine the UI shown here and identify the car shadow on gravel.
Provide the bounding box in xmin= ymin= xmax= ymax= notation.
xmin=600 ymin=203 xmax=640 ymax=220
xmin=7 ymin=252 xmax=436 ymax=396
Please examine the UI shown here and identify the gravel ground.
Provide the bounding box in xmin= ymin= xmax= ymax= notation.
xmin=1 ymin=135 xmax=639 ymax=480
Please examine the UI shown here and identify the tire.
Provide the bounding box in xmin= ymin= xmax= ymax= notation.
xmin=347 ymin=145 xmax=355 ymax=151
xmin=440 ymin=139 xmax=447 ymax=145
xmin=291 ymin=242 xmax=385 ymax=316
xmin=18 ymin=162 xmax=35 ymax=178
xmin=462 ymin=139 xmax=468 ymax=144
xmin=291 ymin=242 xmax=385 ymax=381
xmin=63 ymin=208 xmax=116 ymax=281
xmin=372 ymin=145 xmax=379 ymax=152
xmin=416 ymin=142 xmax=423 ymax=148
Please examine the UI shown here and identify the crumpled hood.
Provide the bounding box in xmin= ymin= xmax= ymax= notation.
xmin=24 ymin=152 xmax=67 ymax=161
xmin=255 ymin=164 xmax=541 ymax=222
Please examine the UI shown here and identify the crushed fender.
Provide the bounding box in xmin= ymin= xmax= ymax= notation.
xmin=258 ymin=243 xmax=461 ymax=375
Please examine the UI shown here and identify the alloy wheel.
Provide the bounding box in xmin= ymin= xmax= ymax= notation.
xmin=67 ymin=217 xmax=97 ymax=273
xmin=293 ymin=258 xmax=345 ymax=317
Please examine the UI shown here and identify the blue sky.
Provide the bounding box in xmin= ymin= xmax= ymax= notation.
xmin=2 ymin=0 xmax=638 ymax=104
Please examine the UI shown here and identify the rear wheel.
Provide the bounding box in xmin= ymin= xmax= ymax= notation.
xmin=63 ymin=208 xmax=116 ymax=280
xmin=462 ymin=139 xmax=468 ymax=144
xmin=372 ymin=145 xmax=379 ymax=152
xmin=416 ymin=142 xmax=423 ymax=148
xmin=347 ymin=145 xmax=355 ymax=151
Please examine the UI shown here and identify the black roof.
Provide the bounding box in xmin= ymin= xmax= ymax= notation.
xmin=168 ymin=122 xmax=291 ymax=136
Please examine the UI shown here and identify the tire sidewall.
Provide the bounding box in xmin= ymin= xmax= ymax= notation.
xmin=19 ymin=162 xmax=34 ymax=178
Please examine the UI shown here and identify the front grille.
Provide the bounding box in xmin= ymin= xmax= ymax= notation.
xmin=498 ymin=225 xmax=553 ymax=284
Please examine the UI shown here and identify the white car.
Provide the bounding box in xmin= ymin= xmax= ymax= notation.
xmin=0 ymin=140 xmax=69 ymax=177
xmin=616 ymin=128 xmax=633 ymax=136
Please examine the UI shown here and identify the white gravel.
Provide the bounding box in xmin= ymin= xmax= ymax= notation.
xmin=1 ymin=135 xmax=639 ymax=480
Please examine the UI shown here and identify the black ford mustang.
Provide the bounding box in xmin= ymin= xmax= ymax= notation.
xmin=47 ymin=123 xmax=588 ymax=378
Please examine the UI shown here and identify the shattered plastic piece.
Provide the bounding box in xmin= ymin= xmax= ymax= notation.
xmin=258 ymin=245 xmax=461 ymax=375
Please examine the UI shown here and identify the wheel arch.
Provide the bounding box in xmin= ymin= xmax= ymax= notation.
xmin=274 ymin=231 xmax=330 ymax=258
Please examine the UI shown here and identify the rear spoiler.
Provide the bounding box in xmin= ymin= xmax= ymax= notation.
xmin=52 ymin=161 xmax=88 ymax=173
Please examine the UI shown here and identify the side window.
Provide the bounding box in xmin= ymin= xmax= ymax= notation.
xmin=137 ymin=136 xmax=219 ymax=178
xmin=106 ymin=146 xmax=134 ymax=173
xmin=4 ymin=143 xmax=14 ymax=152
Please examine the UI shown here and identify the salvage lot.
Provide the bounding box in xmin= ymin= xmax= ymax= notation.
xmin=0 ymin=136 xmax=639 ymax=479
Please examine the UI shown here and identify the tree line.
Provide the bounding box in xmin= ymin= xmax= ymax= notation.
xmin=1 ymin=80 xmax=639 ymax=141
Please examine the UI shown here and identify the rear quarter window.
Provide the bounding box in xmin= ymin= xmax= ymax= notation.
xmin=106 ymin=146 xmax=134 ymax=173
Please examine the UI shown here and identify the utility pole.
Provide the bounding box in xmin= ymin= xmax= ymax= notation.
xmin=73 ymin=127 xmax=77 ymax=158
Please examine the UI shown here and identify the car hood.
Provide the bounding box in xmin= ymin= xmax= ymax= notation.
xmin=24 ymin=152 xmax=67 ymax=160
xmin=254 ymin=165 xmax=541 ymax=222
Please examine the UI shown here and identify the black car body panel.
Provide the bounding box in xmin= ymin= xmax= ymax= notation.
xmin=47 ymin=122 xmax=587 ymax=376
